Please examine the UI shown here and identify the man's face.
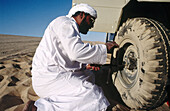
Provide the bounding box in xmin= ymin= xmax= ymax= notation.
xmin=79 ymin=14 xmax=95 ymax=34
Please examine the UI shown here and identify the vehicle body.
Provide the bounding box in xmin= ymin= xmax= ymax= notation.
xmin=73 ymin=0 xmax=170 ymax=110
xmin=73 ymin=0 xmax=170 ymax=33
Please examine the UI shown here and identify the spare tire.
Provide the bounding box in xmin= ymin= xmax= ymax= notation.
xmin=112 ymin=18 xmax=169 ymax=110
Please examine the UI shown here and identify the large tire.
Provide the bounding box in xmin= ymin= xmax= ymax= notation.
xmin=112 ymin=18 xmax=169 ymax=110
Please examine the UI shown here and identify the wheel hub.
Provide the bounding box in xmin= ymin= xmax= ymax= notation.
xmin=119 ymin=45 xmax=139 ymax=88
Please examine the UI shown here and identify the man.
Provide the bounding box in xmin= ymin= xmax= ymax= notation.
xmin=31 ymin=3 xmax=119 ymax=111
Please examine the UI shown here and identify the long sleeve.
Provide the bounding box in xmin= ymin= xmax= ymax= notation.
xmin=53 ymin=18 xmax=107 ymax=65
xmin=32 ymin=16 xmax=107 ymax=74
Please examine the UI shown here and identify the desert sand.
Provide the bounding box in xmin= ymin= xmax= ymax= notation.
xmin=0 ymin=34 xmax=169 ymax=111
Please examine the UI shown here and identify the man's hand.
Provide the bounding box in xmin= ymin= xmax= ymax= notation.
xmin=86 ymin=64 xmax=101 ymax=71
xmin=105 ymin=41 xmax=119 ymax=53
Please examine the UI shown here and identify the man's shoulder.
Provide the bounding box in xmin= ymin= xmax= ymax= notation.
xmin=49 ymin=16 xmax=76 ymax=29
xmin=57 ymin=16 xmax=70 ymax=21
xmin=53 ymin=16 xmax=75 ymax=25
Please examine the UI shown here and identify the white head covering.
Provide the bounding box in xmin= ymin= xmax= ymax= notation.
xmin=67 ymin=3 xmax=97 ymax=18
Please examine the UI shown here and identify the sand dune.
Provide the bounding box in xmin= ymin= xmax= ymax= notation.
xmin=0 ymin=34 xmax=169 ymax=111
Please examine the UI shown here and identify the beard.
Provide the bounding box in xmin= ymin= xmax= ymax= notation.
xmin=79 ymin=17 xmax=90 ymax=34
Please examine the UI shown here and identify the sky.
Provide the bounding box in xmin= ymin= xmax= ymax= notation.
xmin=0 ymin=0 xmax=106 ymax=42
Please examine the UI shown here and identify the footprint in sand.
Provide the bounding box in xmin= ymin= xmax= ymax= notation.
xmin=0 ymin=75 xmax=4 ymax=82
xmin=12 ymin=63 xmax=22 ymax=69
xmin=0 ymin=65 xmax=9 ymax=94
xmin=0 ymin=94 xmax=24 ymax=111
xmin=25 ymin=72 xmax=32 ymax=77
xmin=0 ymin=65 xmax=5 ymax=70
xmin=11 ymin=76 xmax=20 ymax=82
xmin=8 ymin=76 xmax=20 ymax=86
xmin=0 ymin=61 xmax=4 ymax=64
xmin=0 ymin=75 xmax=9 ymax=94
xmin=12 ymin=59 xmax=20 ymax=62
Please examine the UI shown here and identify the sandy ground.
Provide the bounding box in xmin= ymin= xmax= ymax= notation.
xmin=0 ymin=34 xmax=169 ymax=111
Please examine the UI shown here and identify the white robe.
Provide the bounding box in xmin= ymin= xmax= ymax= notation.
xmin=31 ymin=16 xmax=110 ymax=111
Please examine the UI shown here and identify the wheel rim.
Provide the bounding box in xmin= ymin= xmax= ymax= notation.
xmin=119 ymin=45 xmax=139 ymax=89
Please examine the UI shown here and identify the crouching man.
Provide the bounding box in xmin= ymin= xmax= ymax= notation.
xmin=31 ymin=3 xmax=121 ymax=111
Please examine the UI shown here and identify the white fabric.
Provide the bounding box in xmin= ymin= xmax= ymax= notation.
xmin=67 ymin=3 xmax=97 ymax=18
xmin=32 ymin=16 xmax=109 ymax=111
